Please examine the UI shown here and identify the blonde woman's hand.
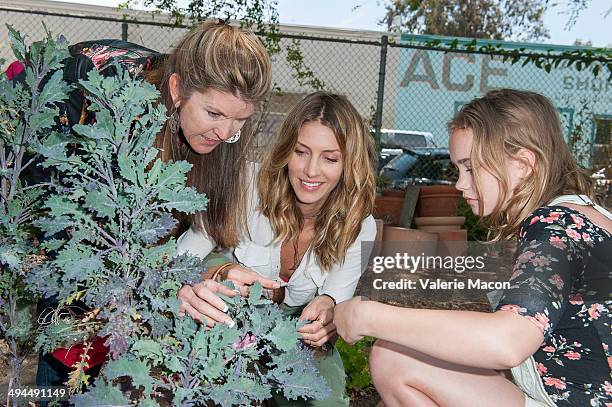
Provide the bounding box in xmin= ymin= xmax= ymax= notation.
xmin=298 ymin=295 xmax=337 ymax=348
xmin=333 ymin=296 xmax=369 ymax=344
xmin=177 ymin=279 xmax=237 ymax=328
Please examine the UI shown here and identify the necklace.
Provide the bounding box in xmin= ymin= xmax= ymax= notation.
xmin=286 ymin=212 xmax=318 ymax=274
xmin=289 ymin=236 xmax=302 ymax=272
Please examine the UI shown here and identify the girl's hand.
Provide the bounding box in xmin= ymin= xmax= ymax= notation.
xmin=333 ymin=296 xmax=368 ymax=344
xmin=298 ymin=295 xmax=336 ymax=348
xmin=178 ymin=279 xmax=237 ymax=328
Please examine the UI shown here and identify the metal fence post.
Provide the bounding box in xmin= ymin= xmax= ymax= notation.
xmin=374 ymin=35 xmax=388 ymax=155
xmin=122 ymin=22 xmax=128 ymax=41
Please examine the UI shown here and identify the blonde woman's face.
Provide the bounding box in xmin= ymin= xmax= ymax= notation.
xmin=450 ymin=127 xmax=501 ymax=216
xmin=288 ymin=121 xmax=343 ymax=214
xmin=170 ymin=75 xmax=254 ymax=154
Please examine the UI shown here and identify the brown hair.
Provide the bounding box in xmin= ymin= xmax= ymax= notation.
xmin=147 ymin=20 xmax=272 ymax=248
xmin=258 ymin=92 xmax=377 ymax=271
xmin=448 ymin=88 xmax=593 ymax=241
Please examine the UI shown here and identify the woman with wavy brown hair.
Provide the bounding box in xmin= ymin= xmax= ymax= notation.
xmin=177 ymin=92 xmax=378 ymax=406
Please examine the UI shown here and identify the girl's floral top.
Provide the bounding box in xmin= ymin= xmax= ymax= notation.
xmin=497 ymin=206 xmax=612 ymax=406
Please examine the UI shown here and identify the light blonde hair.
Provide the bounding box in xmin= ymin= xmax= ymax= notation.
xmin=258 ymin=92 xmax=376 ymax=271
xmin=148 ymin=20 xmax=272 ymax=248
xmin=448 ymin=88 xmax=594 ymax=241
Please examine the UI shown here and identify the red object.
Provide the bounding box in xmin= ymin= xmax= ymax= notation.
xmin=280 ymin=275 xmax=289 ymax=283
xmin=416 ymin=185 xmax=462 ymax=217
xmin=374 ymin=194 xmax=405 ymax=225
xmin=51 ymin=336 xmax=109 ymax=370
xmin=5 ymin=61 xmax=24 ymax=80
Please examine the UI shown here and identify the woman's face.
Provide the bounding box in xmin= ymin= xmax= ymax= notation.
xmin=450 ymin=127 xmax=526 ymax=216
xmin=287 ymin=121 xmax=343 ymax=214
xmin=170 ymin=75 xmax=254 ymax=154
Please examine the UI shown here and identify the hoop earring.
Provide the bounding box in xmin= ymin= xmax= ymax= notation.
xmin=224 ymin=129 xmax=241 ymax=144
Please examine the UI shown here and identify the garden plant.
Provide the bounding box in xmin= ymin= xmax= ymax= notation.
xmin=2 ymin=27 xmax=329 ymax=407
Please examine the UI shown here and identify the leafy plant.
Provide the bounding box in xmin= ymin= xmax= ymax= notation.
xmin=72 ymin=282 xmax=330 ymax=406
xmin=21 ymin=30 xmax=328 ymax=406
xmin=0 ymin=25 xmax=70 ymax=403
xmin=336 ymin=337 xmax=375 ymax=391
xmin=457 ymin=198 xmax=488 ymax=241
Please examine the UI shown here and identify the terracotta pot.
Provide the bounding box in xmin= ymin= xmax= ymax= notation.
xmin=381 ymin=189 xmax=406 ymax=198
xmin=381 ymin=225 xmax=438 ymax=257
xmin=435 ymin=229 xmax=468 ymax=257
xmin=374 ymin=194 xmax=404 ymax=225
xmin=416 ymin=185 xmax=462 ymax=217
xmin=413 ymin=216 xmax=466 ymax=232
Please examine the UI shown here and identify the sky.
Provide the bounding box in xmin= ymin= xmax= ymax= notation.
xmin=49 ymin=0 xmax=612 ymax=47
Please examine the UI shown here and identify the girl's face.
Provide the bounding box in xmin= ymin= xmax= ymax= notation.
xmin=287 ymin=121 xmax=343 ymax=214
xmin=170 ymin=75 xmax=254 ymax=154
xmin=450 ymin=127 xmax=526 ymax=216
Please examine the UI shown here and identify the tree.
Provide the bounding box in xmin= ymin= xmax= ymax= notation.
xmin=563 ymin=0 xmax=612 ymax=29
xmin=136 ymin=0 xmax=282 ymax=53
xmin=380 ymin=0 xmax=549 ymax=41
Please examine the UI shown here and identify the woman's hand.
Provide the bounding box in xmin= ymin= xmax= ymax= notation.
xmin=298 ymin=295 xmax=337 ymax=348
xmin=178 ymin=279 xmax=237 ymax=328
xmin=178 ymin=264 xmax=281 ymax=328
xmin=221 ymin=264 xmax=281 ymax=297
xmin=333 ymin=296 xmax=369 ymax=344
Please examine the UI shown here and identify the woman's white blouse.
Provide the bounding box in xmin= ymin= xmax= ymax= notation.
xmin=177 ymin=213 xmax=376 ymax=307
xmin=176 ymin=165 xmax=377 ymax=306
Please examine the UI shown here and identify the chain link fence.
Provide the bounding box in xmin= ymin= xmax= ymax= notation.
xmin=1 ymin=5 xmax=610 ymax=205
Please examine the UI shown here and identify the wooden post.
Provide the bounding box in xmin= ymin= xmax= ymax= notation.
xmin=399 ymin=185 xmax=420 ymax=228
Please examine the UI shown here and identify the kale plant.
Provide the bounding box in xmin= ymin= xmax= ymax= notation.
xmin=25 ymin=35 xmax=329 ymax=405
xmin=0 ymin=26 xmax=70 ymax=401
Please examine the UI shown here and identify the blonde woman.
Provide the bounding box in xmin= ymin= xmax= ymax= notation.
xmin=37 ymin=20 xmax=272 ymax=249
xmin=154 ymin=20 xmax=271 ymax=250
xmin=178 ymin=92 xmax=378 ymax=406
xmin=334 ymin=89 xmax=612 ymax=407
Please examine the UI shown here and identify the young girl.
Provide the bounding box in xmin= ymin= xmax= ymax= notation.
xmin=177 ymin=92 xmax=378 ymax=406
xmin=334 ymin=89 xmax=611 ymax=407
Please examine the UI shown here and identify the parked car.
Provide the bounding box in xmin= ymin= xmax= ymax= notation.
xmin=379 ymin=129 xmax=437 ymax=149
xmin=379 ymin=147 xmax=457 ymax=188
xmin=379 ymin=148 xmax=403 ymax=168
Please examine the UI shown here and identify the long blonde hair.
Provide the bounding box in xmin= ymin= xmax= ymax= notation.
xmin=258 ymin=92 xmax=376 ymax=272
xmin=148 ymin=20 xmax=272 ymax=248
xmin=448 ymin=89 xmax=593 ymax=241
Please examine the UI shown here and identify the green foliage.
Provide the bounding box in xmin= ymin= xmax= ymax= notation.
xmin=20 ymin=34 xmax=329 ymax=405
xmin=71 ymin=282 xmax=330 ymax=407
xmin=401 ymin=35 xmax=612 ymax=80
xmin=0 ymin=24 xmax=70 ymax=394
xmin=286 ymin=39 xmax=326 ymax=91
xmin=457 ymin=198 xmax=488 ymax=241
xmin=134 ymin=0 xmax=281 ymax=54
xmin=336 ymin=337 xmax=375 ymax=391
